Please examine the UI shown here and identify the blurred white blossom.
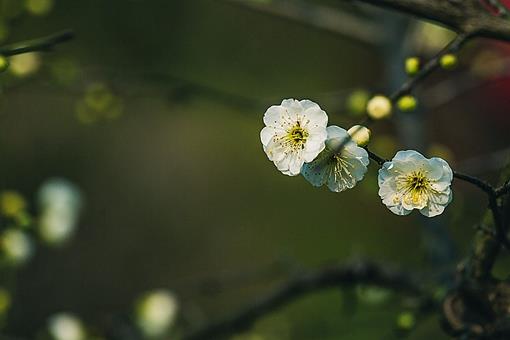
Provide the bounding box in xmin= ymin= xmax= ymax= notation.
xmin=48 ymin=313 xmax=86 ymax=340
xmin=8 ymin=52 xmax=41 ymax=77
xmin=260 ymin=99 xmax=328 ymax=176
xmin=302 ymin=126 xmax=369 ymax=192
xmin=136 ymin=290 xmax=178 ymax=338
xmin=367 ymin=95 xmax=392 ymax=120
xmin=0 ymin=229 xmax=33 ymax=265
xmin=378 ymin=150 xmax=453 ymax=217
xmin=37 ymin=178 xmax=83 ymax=245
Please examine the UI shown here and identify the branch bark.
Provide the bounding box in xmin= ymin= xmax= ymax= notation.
xmin=184 ymin=260 xmax=434 ymax=340
xmin=0 ymin=30 xmax=74 ymax=57
xmin=349 ymin=0 xmax=510 ymax=41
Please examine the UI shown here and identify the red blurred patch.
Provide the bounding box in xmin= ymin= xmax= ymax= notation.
xmin=479 ymin=76 xmax=510 ymax=124
xmin=480 ymin=0 xmax=510 ymax=15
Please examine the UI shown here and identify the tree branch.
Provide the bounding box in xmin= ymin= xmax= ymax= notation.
xmin=452 ymin=171 xmax=496 ymax=197
xmin=496 ymin=180 xmax=510 ymax=197
xmin=388 ymin=32 xmax=470 ymax=102
xmin=183 ymin=260 xmax=434 ymax=340
xmin=0 ymin=30 xmax=74 ymax=57
xmin=348 ymin=0 xmax=510 ymax=41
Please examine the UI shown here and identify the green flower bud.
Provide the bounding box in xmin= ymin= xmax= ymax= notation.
xmin=405 ymin=57 xmax=420 ymax=76
xmin=0 ymin=55 xmax=9 ymax=73
xmin=396 ymin=312 xmax=415 ymax=330
xmin=346 ymin=90 xmax=370 ymax=116
xmin=397 ymin=95 xmax=417 ymax=112
xmin=440 ymin=54 xmax=458 ymax=70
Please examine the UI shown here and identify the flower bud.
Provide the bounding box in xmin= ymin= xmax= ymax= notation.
xmin=37 ymin=178 xmax=82 ymax=246
xmin=48 ymin=313 xmax=85 ymax=340
xmin=367 ymin=95 xmax=392 ymax=120
xmin=397 ymin=95 xmax=417 ymax=112
xmin=347 ymin=125 xmax=371 ymax=147
xmin=0 ymin=191 xmax=26 ymax=218
xmin=346 ymin=90 xmax=369 ymax=116
xmin=405 ymin=57 xmax=420 ymax=76
xmin=136 ymin=290 xmax=178 ymax=337
xmin=0 ymin=229 xmax=33 ymax=265
xmin=396 ymin=312 xmax=415 ymax=330
xmin=0 ymin=55 xmax=8 ymax=73
xmin=25 ymin=0 xmax=54 ymax=16
xmin=440 ymin=54 xmax=458 ymax=70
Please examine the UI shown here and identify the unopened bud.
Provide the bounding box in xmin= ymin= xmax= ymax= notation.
xmin=347 ymin=125 xmax=371 ymax=146
xmin=367 ymin=95 xmax=392 ymax=120
xmin=0 ymin=55 xmax=8 ymax=73
xmin=440 ymin=54 xmax=458 ymax=70
xmin=405 ymin=57 xmax=420 ymax=76
xmin=397 ymin=95 xmax=417 ymax=112
xmin=396 ymin=312 xmax=415 ymax=330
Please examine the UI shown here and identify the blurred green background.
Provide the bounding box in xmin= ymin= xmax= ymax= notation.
xmin=0 ymin=0 xmax=509 ymax=339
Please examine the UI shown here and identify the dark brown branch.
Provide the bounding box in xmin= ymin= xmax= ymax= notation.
xmin=452 ymin=171 xmax=496 ymax=197
xmin=183 ymin=260 xmax=434 ymax=340
xmin=496 ymin=180 xmax=510 ymax=197
xmin=365 ymin=148 xmax=387 ymax=166
xmin=349 ymin=0 xmax=510 ymax=41
xmin=465 ymin=162 xmax=510 ymax=281
xmin=0 ymin=30 xmax=74 ymax=57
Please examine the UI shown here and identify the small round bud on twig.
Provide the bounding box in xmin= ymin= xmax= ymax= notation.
xmin=0 ymin=55 xmax=8 ymax=73
xmin=367 ymin=95 xmax=392 ymax=120
xmin=396 ymin=312 xmax=416 ymax=330
xmin=346 ymin=90 xmax=370 ymax=116
xmin=440 ymin=54 xmax=458 ymax=70
xmin=405 ymin=57 xmax=420 ymax=76
xmin=397 ymin=95 xmax=417 ymax=112
xmin=347 ymin=125 xmax=371 ymax=147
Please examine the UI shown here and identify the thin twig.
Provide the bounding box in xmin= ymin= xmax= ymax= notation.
xmin=183 ymin=260 xmax=434 ymax=340
xmin=0 ymin=30 xmax=74 ymax=57
xmin=496 ymin=180 xmax=510 ymax=197
xmin=365 ymin=148 xmax=387 ymax=166
xmin=389 ymin=33 xmax=470 ymax=102
xmin=350 ymin=0 xmax=510 ymax=41
xmin=452 ymin=171 xmax=496 ymax=196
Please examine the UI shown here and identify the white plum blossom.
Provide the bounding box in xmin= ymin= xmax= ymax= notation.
xmin=48 ymin=313 xmax=86 ymax=340
xmin=378 ymin=150 xmax=453 ymax=217
xmin=0 ymin=229 xmax=33 ymax=265
xmin=302 ymin=126 xmax=369 ymax=192
xmin=37 ymin=178 xmax=82 ymax=246
xmin=136 ymin=290 xmax=179 ymax=337
xmin=260 ymin=99 xmax=328 ymax=176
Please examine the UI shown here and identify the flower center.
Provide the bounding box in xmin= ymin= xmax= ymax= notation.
xmin=287 ymin=123 xmax=308 ymax=148
xmin=406 ymin=171 xmax=429 ymax=190
xmin=400 ymin=171 xmax=431 ymax=205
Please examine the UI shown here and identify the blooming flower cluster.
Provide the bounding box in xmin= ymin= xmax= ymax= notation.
xmin=260 ymin=99 xmax=454 ymax=217
xmin=260 ymin=99 xmax=369 ymax=192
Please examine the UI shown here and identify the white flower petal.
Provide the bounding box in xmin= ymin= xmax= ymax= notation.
xmin=393 ymin=150 xmax=427 ymax=163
